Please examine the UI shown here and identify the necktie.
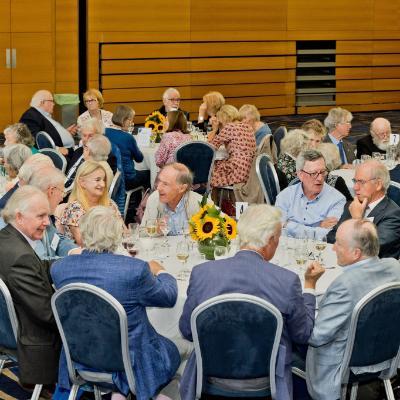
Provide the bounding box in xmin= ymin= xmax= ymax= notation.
xmin=338 ymin=141 xmax=346 ymax=164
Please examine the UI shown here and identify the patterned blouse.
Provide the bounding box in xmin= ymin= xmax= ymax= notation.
xmin=60 ymin=199 xmax=121 ymax=241
xmin=277 ymin=152 xmax=297 ymax=184
xmin=77 ymin=109 xmax=114 ymax=130
xmin=155 ymin=130 xmax=192 ymax=167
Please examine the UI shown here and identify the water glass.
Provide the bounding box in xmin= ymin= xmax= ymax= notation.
xmin=214 ymin=245 xmax=228 ymax=260
xmin=372 ymin=152 xmax=382 ymax=161
xmin=361 ymin=155 xmax=371 ymax=163
xmin=145 ymin=219 xmax=158 ymax=238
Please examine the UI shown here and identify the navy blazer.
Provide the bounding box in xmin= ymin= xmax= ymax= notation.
xmin=179 ymin=250 xmax=316 ymax=400
xmin=51 ymin=251 xmax=180 ymax=400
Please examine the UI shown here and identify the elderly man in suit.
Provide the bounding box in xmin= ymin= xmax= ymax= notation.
xmin=20 ymin=90 xmax=78 ymax=157
xmin=0 ymin=185 xmax=61 ymax=395
xmin=327 ymin=159 xmax=400 ymax=258
xmin=307 ymin=219 xmax=400 ymax=400
xmin=179 ymin=204 xmax=325 ymax=400
xmin=323 ymin=107 xmax=356 ymax=167
xmin=51 ymin=206 xmax=181 ymax=400
xmin=356 ymin=117 xmax=391 ymax=159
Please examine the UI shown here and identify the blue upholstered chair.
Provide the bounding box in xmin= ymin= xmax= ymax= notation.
xmin=255 ymin=154 xmax=280 ymax=204
xmin=36 ymin=131 xmax=56 ymax=149
xmin=51 ymin=283 xmax=136 ymax=400
xmin=272 ymin=126 xmax=287 ymax=156
xmin=0 ymin=278 xmax=44 ymax=400
xmin=174 ymin=140 xmax=216 ymax=194
xmin=387 ymin=181 xmax=400 ymax=207
xmin=191 ymin=293 xmax=283 ymax=399
xmin=39 ymin=148 xmax=67 ymax=173
xmin=293 ymin=282 xmax=400 ymax=400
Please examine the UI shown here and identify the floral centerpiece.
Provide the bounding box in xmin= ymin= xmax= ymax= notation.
xmin=144 ymin=111 xmax=166 ymax=143
xmin=189 ymin=194 xmax=237 ymax=260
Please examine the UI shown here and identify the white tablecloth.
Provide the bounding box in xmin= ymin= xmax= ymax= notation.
xmin=135 ymin=144 xmax=160 ymax=188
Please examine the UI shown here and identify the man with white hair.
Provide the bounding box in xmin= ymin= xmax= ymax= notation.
xmin=19 ymin=89 xmax=78 ymax=155
xmin=0 ymin=186 xmax=61 ymax=392
xmin=327 ymin=159 xmax=400 ymax=258
xmin=179 ymin=204 xmax=325 ymax=399
xmin=158 ymin=87 xmax=189 ymax=120
xmin=356 ymin=117 xmax=391 ymax=159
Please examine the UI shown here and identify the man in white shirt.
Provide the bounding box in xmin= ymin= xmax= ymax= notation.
xmin=327 ymin=159 xmax=400 ymax=258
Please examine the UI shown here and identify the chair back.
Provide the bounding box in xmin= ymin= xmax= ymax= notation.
xmin=109 ymin=170 xmax=122 ymax=199
xmin=387 ymin=181 xmax=400 ymax=207
xmin=174 ymin=141 xmax=216 ymax=193
xmin=36 ymin=131 xmax=56 ymax=150
xmin=191 ymin=293 xmax=283 ymax=399
xmin=272 ymin=126 xmax=287 ymax=156
xmin=256 ymin=154 xmax=280 ymax=204
xmin=51 ymin=283 xmax=136 ymax=392
xmin=341 ymin=282 xmax=400 ymax=383
xmin=0 ymin=278 xmax=18 ymax=351
xmin=39 ymin=148 xmax=67 ymax=173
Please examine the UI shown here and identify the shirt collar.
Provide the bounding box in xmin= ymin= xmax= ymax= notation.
xmin=328 ymin=133 xmax=341 ymax=145
xmin=344 ymin=256 xmax=379 ymax=272
xmin=12 ymin=224 xmax=41 ymax=251
xmin=34 ymin=106 xmax=51 ymax=119
xmin=367 ymin=195 xmax=385 ymax=213
xmin=299 ymin=182 xmax=326 ymax=201
xmin=165 ymin=192 xmax=188 ymax=214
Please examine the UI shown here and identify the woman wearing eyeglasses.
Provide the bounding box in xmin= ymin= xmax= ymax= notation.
xmin=77 ymin=88 xmax=114 ymax=131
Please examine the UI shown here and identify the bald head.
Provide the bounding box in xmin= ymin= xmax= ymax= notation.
xmin=30 ymin=90 xmax=54 ymax=114
xmin=370 ymin=118 xmax=391 ymax=150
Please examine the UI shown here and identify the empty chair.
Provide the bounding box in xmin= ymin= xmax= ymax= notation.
xmin=272 ymin=126 xmax=287 ymax=156
xmin=387 ymin=180 xmax=400 ymax=207
xmin=36 ymin=131 xmax=56 ymax=150
xmin=39 ymin=148 xmax=67 ymax=172
xmin=0 ymin=278 xmax=43 ymax=400
xmin=256 ymin=154 xmax=280 ymax=204
xmin=108 ymin=170 xmax=125 ymax=215
xmin=191 ymin=293 xmax=283 ymax=399
xmin=174 ymin=140 xmax=215 ymax=194
xmin=51 ymin=283 xmax=136 ymax=400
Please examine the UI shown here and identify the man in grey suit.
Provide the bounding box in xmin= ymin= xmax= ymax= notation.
xmin=307 ymin=219 xmax=400 ymax=400
xmin=327 ymin=159 xmax=400 ymax=258
xmin=179 ymin=204 xmax=325 ymax=400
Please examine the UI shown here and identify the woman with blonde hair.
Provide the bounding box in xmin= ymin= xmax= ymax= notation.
xmin=239 ymin=104 xmax=272 ymax=146
xmin=197 ymin=91 xmax=225 ymax=134
xmin=301 ymin=119 xmax=326 ymax=149
xmin=60 ymin=160 xmax=121 ymax=245
xmin=208 ymin=104 xmax=256 ymax=188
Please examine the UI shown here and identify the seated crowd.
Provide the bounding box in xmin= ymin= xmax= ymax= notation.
xmin=0 ymin=86 xmax=399 ymax=400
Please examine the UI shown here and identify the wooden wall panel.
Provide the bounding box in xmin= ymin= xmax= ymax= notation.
xmin=56 ymin=0 xmax=78 ymax=32
xmin=11 ymin=0 xmax=53 ymax=32
xmin=0 ymin=2 xmax=10 ymax=33
xmin=56 ymin=32 xmax=78 ymax=82
xmin=0 ymin=84 xmax=12 ymax=131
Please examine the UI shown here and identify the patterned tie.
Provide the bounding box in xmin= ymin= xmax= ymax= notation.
xmin=338 ymin=141 xmax=346 ymax=164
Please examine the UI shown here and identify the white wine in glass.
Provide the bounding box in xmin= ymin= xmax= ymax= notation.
xmin=146 ymin=219 xmax=157 ymax=237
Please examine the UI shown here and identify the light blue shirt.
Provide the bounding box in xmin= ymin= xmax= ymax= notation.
xmin=275 ymin=182 xmax=346 ymax=239
xmin=328 ymin=133 xmax=347 ymax=164
xmin=163 ymin=193 xmax=189 ymax=236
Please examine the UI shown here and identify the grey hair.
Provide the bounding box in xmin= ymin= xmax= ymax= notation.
xmin=29 ymin=167 xmax=65 ymax=191
xmin=361 ymin=160 xmax=390 ymax=192
xmin=348 ymin=219 xmax=380 ymax=257
xmin=238 ymin=204 xmax=282 ymax=249
xmin=18 ymin=153 xmax=54 ymax=183
xmin=2 ymin=185 xmax=49 ymax=224
xmin=324 ymin=107 xmax=353 ymax=132
xmin=280 ymin=129 xmax=309 ymax=158
xmin=30 ymin=90 xmax=52 ymax=108
xmin=80 ymin=206 xmax=124 ymax=253
xmin=318 ymin=143 xmax=341 ymax=171
xmin=296 ymin=149 xmax=326 ymax=172
xmin=80 ymin=117 xmax=104 ymax=135
xmin=86 ymin=135 xmax=111 ymax=161
xmin=162 ymin=87 xmax=180 ymax=100
xmin=3 ymin=144 xmax=32 ymax=173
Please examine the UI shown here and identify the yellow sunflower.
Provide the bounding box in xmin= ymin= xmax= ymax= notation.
xmin=223 ymin=216 xmax=237 ymax=240
xmin=156 ymin=123 xmax=164 ymax=132
xmin=196 ymin=215 xmax=220 ymax=240
xmin=145 ymin=121 xmax=156 ymax=131
xmin=189 ymin=223 xmax=199 ymax=241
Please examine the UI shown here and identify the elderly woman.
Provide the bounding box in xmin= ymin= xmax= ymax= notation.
xmin=197 ymin=91 xmax=225 ymax=134
xmin=51 ymin=206 xmax=181 ymax=400
xmin=324 ymin=107 xmax=355 ymax=166
xmin=155 ymin=110 xmax=192 ymax=167
xmin=239 ymin=104 xmax=272 ymax=146
xmin=209 ymin=105 xmax=256 ymax=188
xmin=277 ymin=129 xmax=309 ymax=184
xmin=2 ymin=144 xmax=32 ymax=192
xmin=301 ymin=119 xmax=326 ymax=149
xmin=77 ymin=88 xmax=114 ymax=130
xmin=105 ymin=105 xmax=149 ymax=190
xmin=4 ymin=123 xmax=38 ymax=154
xmin=318 ymin=143 xmax=353 ymax=201
xmin=60 ymin=160 xmax=122 ymax=245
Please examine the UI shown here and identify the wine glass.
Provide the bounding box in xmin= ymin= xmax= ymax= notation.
xmin=214 ymin=245 xmax=228 ymax=260
xmin=145 ymin=219 xmax=158 ymax=238
xmin=157 ymin=216 xmax=170 ymax=238
xmin=315 ymin=235 xmax=327 ymax=264
xmin=295 ymin=240 xmax=308 ymax=276
xmin=176 ymin=241 xmax=190 ymax=281
xmin=122 ymin=233 xmax=138 ymax=257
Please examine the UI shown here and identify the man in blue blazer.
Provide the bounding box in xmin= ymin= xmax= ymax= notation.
xmin=51 ymin=206 xmax=180 ymax=400
xmin=179 ymin=204 xmax=325 ymax=400
xmin=306 ymin=218 xmax=400 ymax=400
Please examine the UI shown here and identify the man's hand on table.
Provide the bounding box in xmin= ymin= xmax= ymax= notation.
xmin=304 ymin=261 xmax=325 ymax=290
xmin=149 ymin=260 xmax=165 ymax=276
xmin=319 ymin=217 xmax=338 ymax=229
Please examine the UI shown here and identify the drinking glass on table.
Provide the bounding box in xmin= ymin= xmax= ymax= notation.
xmin=122 ymin=232 xmax=138 ymax=257
xmin=176 ymin=241 xmax=190 ymax=281
xmin=128 ymin=223 xmax=139 ymax=240
xmin=295 ymin=240 xmax=308 ymax=275
xmin=372 ymin=152 xmax=382 ymax=161
xmin=315 ymin=235 xmax=327 ymax=264
xmin=157 ymin=216 xmax=170 ymax=237
xmin=145 ymin=219 xmax=158 ymax=238
xmin=361 ymin=155 xmax=371 ymax=163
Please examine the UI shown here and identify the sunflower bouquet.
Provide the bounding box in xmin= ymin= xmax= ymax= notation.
xmin=189 ymin=194 xmax=237 ymax=260
xmin=144 ymin=111 xmax=166 ymax=143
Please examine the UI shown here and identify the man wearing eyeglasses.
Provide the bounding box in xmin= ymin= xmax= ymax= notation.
xmin=275 ymin=149 xmax=346 ymax=239
xmin=157 ymin=87 xmax=190 ymax=120
xmin=20 ymin=90 xmax=78 ymax=157
xmin=327 ymin=159 xmax=400 ymax=258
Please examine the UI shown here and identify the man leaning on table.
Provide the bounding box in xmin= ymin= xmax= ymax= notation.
xmin=275 ymin=149 xmax=346 ymax=240
xmin=327 ymin=159 xmax=400 ymax=259
xmin=179 ymin=204 xmax=325 ymax=400
xmin=306 ymin=219 xmax=400 ymax=400
xmin=141 ymin=163 xmax=203 ymax=235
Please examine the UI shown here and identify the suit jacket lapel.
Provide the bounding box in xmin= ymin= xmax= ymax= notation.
xmin=367 ymin=196 xmax=388 ymax=224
